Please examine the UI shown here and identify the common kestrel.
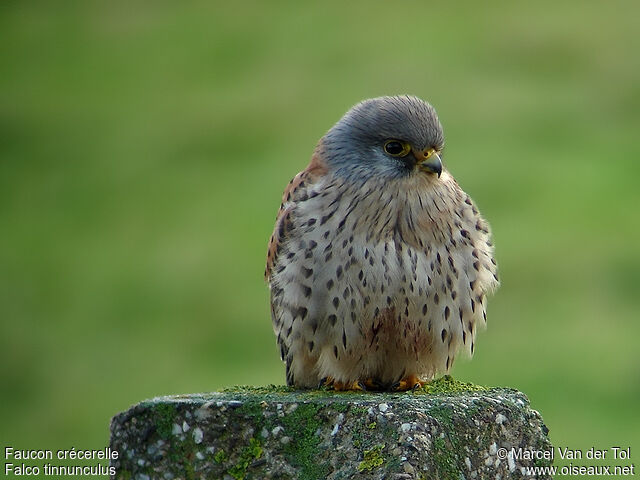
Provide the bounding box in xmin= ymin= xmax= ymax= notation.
xmin=265 ymin=96 xmax=499 ymax=391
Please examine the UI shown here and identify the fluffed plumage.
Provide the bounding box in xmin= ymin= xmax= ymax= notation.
xmin=266 ymin=95 xmax=498 ymax=390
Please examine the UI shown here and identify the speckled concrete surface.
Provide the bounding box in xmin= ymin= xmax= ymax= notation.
xmin=109 ymin=381 xmax=552 ymax=480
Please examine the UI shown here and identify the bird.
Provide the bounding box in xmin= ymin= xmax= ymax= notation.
xmin=265 ymin=95 xmax=499 ymax=391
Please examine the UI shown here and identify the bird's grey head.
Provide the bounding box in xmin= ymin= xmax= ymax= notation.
xmin=321 ymin=95 xmax=445 ymax=182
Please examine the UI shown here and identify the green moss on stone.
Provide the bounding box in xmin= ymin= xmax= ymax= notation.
xmin=215 ymin=377 xmax=492 ymax=479
xmin=379 ymin=421 xmax=400 ymax=446
xmin=234 ymin=398 xmax=330 ymax=479
xmin=432 ymin=436 xmax=461 ymax=479
xmin=358 ymin=444 xmax=385 ymax=472
xmin=421 ymin=375 xmax=488 ymax=395
xmin=222 ymin=375 xmax=487 ymax=398
xmin=115 ymin=469 xmax=132 ymax=480
xmin=227 ymin=438 xmax=263 ymax=480
xmin=533 ymin=452 xmax=552 ymax=468
xmin=214 ymin=449 xmax=227 ymax=464
xmin=184 ymin=461 xmax=195 ymax=480
xmin=153 ymin=403 xmax=177 ymax=439
xmin=222 ymin=384 xmax=297 ymax=394
xmin=280 ymin=403 xmax=329 ymax=480
xmin=428 ymin=403 xmax=470 ymax=479
xmin=236 ymin=399 xmax=264 ymax=421
xmin=165 ymin=428 xmax=197 ymax=480
xmin=331 ymin=402 xmax=349 ymax=412
xmin=428 ymin=404 xmax=454 ymax=429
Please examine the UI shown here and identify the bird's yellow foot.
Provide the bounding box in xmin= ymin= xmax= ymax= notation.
xmin=392 ymin=374 xmax=423 ymax=392
xmin=321 ymin=377 xmax=366 ymax=391
xmin=320 ymin=377 xmax=383 ymax=391
xmin=360 ymin=378 xmax=384 ymax=391
xmin=332 ymin=380 xmax=367 ymax=391
xmin=318 ymin=376 xmax=334 ymax=389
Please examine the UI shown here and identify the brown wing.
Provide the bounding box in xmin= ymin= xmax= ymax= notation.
xmin=264 ymin=147 xmax=328 ymax=281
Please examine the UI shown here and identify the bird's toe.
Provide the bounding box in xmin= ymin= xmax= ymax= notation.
xmin=392 ymin=374 xmax=423 ymax=392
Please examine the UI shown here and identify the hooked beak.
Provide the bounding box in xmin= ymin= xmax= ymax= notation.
xmin=413 ymin=148 xmax=442 ymax=178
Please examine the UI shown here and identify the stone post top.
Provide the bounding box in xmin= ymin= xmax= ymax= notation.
xmin=110 ymin=377 xmax=552 ymax=480
xmin=120 ymin=376 xmax=531 ymax=413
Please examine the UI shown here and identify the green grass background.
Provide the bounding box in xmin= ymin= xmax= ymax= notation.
xmin=1 ymin=0 xmax=638 ymax=472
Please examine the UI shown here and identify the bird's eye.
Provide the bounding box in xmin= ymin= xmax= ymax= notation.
xmin=383 ymin=140 xmax=411 ymax=157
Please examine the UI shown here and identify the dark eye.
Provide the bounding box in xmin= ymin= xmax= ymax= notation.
xmin=383 ymin=140 xmax=410 ymax=157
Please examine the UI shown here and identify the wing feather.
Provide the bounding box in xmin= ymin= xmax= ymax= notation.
xmin=264 ymin=147 xmax=328 ymax=280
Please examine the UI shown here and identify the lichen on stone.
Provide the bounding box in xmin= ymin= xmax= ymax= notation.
xmin=222 ymin=375 xmax=486 ymax=397
xmin=213 ymin=449 xmax=227 ymax=464
xmin=278 ymin=402 xmax=328 ymax=479
xmin=358 ymin=444 xmax=385 ymax=472
xmin=152 ymin=403 xmax=177 ymax=439
xmin=110 ymin=382 xmax=552 ymax=480
xmin=227 ymin=438 xmax=262 ymax=480
xmin=221 ymin=384 xmax=297 ymax=395
xmin=420 ymin=374 xmax=488 ymax=394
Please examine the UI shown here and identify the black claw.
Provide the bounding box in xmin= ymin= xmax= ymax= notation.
xmin=357 ymin=380 xmax=368 ymax=391
xmin=368 ymin=379 xmax=385 ymax=391
xmin=318 ymin=377 xmax=329 ymax=388
xmin=411 ymin=382 xmax=421 ymax=392
xmin=390 ymin=381 xmax=401 ymax=391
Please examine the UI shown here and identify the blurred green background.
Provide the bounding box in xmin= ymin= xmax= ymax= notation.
xmin=1 ymin=0 xmax=638 ymax=473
